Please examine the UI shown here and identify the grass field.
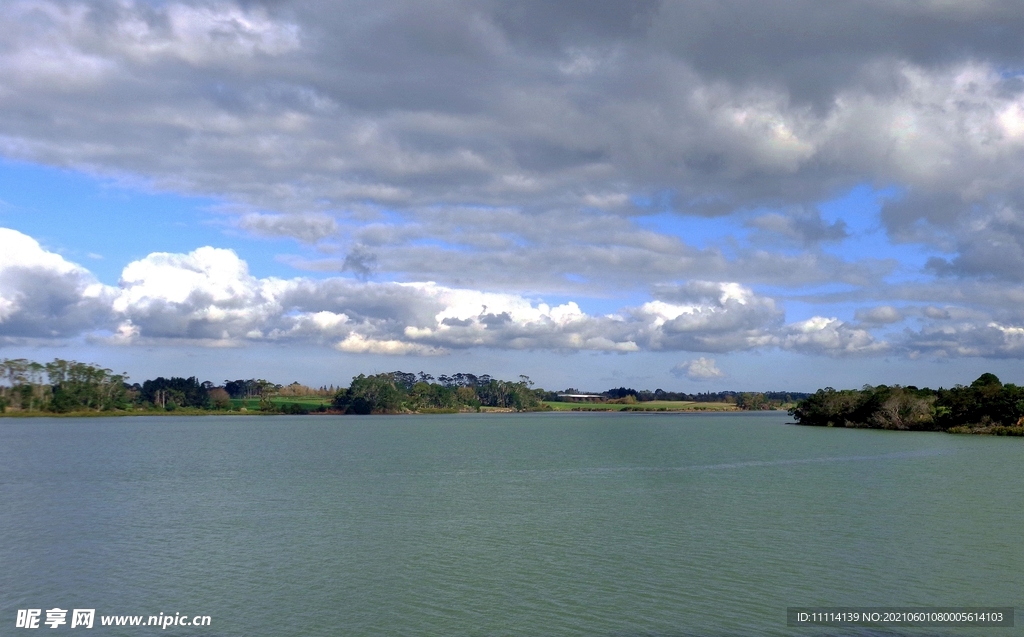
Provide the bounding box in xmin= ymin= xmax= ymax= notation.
xmin=542 ymin=400 xmax=737 ymax=412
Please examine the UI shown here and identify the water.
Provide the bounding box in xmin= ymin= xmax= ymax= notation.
xmin=1 ymin=412 xmax=1021 ymax=636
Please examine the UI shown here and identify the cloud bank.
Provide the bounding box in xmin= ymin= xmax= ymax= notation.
xmin=4 ymin=2 xmax=1024 ymax=376
xmin=4 ymin=228 xmax=1024 ymax=361
xmin=1 ymin=0 xmax=1024 ymax=292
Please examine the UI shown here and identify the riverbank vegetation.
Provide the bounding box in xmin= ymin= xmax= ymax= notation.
xmin=330 ymin=372 xmax=542 ymax=414
xmin=0 ymin=356 xmax=807 ymax=417
xmin=790 ymin=373 xmax=1024 ymax=435
xmin=0 ymin=358 xmax=547 ymax=416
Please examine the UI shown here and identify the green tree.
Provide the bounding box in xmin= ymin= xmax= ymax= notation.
xmin=44 ymin=359 xmax=130 ymax=412
xmin=334 ymin=373 xmax=404 ymax=414
xmin=140 ymin=377 xmax=210 ymax=409
xmin=737 ymin=393 xmax=767 ymax=410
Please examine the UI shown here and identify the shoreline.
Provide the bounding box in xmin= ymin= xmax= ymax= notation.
xmin=0 ymin=405 xmax=754 ymax=418
xmin=2 ymin=410 xmax=1020 ymax=435
xmin=1 ymin=411 xmax=1019 ymax=436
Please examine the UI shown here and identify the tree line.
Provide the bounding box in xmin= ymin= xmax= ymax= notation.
xmin=1 ymin=356 xmax=812 ymax=417
xmin=332 ymin=372 xmax=541 ymax=414
xmin=1 ymin=358 xmax=131 ymax=412
xmin=0 ymin=358 xmax=545 ymax=415
xmin=0 ymin=358 xmax=298 ymax=413
xmin=789 ymin=373 xmax=1024 ymax=434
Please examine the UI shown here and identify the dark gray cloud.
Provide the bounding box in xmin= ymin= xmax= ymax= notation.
xmin=649 ymin=1 xmax=1024 ymax=106
xmin=925 ymin=207 xmax=1024 ymax=281
xmin=4 ymin=0 xmax=1023 ymax=217
xmin=340 ymin=245 xmax=378 ymax=281
xmin=0 ymin=266 xmax=111 ymax=338
xmin=236 ymin=212 xmax=338 ymax=243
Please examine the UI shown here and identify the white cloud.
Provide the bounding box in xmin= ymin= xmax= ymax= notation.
xmin=781 ymin=316 xmax=888 ymax=356
xmin=671 ymin=357 xmax=725 ymax=381
xmin=22 ymin=228 xmax=1024 ymax=365
xmin=0 ymin=232 xmax=793 ymax=355
xmin=634 ymin=282 xmax=783 ymax=352
xmin=15 ymin=223 xmax=1024 ymax=368
xmin=112 ymin=246 xmax=284 ymax=341
xmin=902 ymin=320 xmax=1024 ymax=358
xmin=94 ymin=243 xmax=774 ymax=354
xmin=335 ymin=333 xmax=444 ymax=356
xmin=0 ymin=228 xmax=113 ymax=338
xmin=4 ymin=233 xmax=856 ymax=356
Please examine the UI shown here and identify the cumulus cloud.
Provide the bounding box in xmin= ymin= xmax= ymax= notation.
xmin=63 ymin=241 xmax=773 ymax=354
xmin=0 ymin=231 xmax=795 ymax=355
xmin=781 ymin=316 xmax=888 ymax=356
xmin=671 ymin=357 xmax=725 ymax=381
xmin=15 ymin=228 xmax=1024 ymax=363
xmin=902 ymin=321 xmax=1024 ymax=359
xmin=0 ymin=228 xmax=112 ymax=338
xmin=637 ymin=282 xmax=782 ymax=352
xmin=111 ymin=246 xmax=284 ymax=342
xmin=125 ymin=250 xmax=796 ymax=352
xmin=396 ymin=284 xmax=638 ymax=352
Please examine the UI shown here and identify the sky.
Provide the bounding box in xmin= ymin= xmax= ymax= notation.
xmin=3 ymin=0 xmax=1024 ymax=392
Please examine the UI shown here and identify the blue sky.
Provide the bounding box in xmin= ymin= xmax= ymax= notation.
xmin=3 ymin=0 xmax=1024 ymax=392
xmin=0 ymin=160 xmax=292 ymax=283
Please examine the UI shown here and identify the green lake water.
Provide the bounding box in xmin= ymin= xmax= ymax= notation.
xmin=1 ymin=412 xmax=1020 ymax=636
